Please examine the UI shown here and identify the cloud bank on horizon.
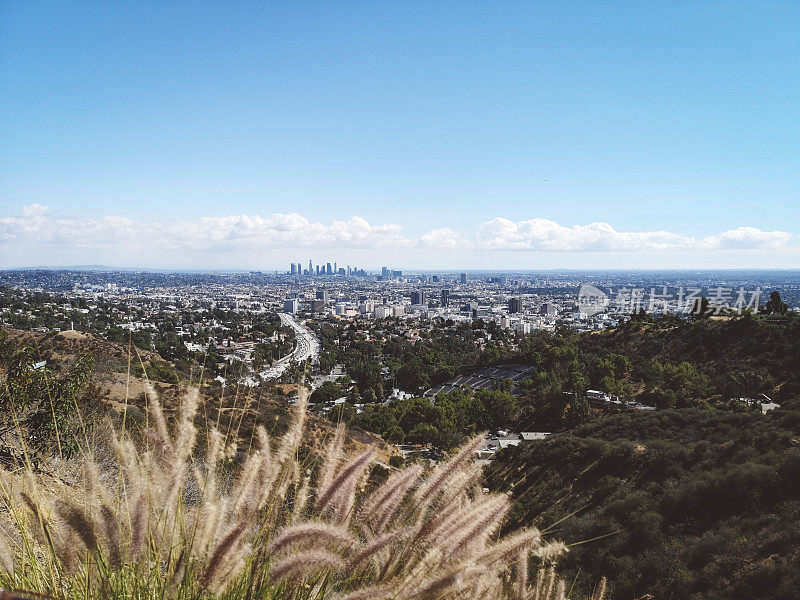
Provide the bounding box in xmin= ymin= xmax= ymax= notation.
xmin=0 ymin=204 xmax=794 ymax=269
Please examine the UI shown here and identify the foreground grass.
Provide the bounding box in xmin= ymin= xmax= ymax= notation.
xmin=0 ymin=384 xmax=595 ymax=600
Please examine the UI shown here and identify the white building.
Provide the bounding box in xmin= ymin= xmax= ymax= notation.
xmin=374 ymin=304 xmax=393 ymax=319
xmin=514 ymin=321 xmax=531 ymax=334
xmin=520 ymin=432 xmax=553 ymax=441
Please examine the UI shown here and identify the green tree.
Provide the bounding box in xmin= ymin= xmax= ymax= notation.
xmin=310 ymin=381 xmax=342 ymax=404
xmin=407 ymin=423 xmax=438 ymax=445
xmin=765 ymin=291 xmax=788 ymax=314
xmin=1 ymin=345 xmax=96 ymax=457
xmin=563 ymin=394 xmax=590 ymax=427
xmin=328 ymin=402 xmax=357 ymax=424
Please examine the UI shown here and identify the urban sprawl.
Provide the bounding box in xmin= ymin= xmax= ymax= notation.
xmin=1 ymin=265 xmax=797 ymax=459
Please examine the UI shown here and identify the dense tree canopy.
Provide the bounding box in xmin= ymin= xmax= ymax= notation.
xmin=486 ymin=408 xmax=800 ymax=600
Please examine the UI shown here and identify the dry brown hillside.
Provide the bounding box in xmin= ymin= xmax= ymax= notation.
xmin=2 ymin=327 xmax=163 ymax=369
xmin=0 ymin=326 xmax=398 ymax=464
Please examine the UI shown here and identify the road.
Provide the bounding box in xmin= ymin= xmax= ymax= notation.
xmin=259 ymin=313 xmax=320 ymax=380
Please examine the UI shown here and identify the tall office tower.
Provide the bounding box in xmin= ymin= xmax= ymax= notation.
xmin=540 ymin=302 xmax=557 ymax=316
xmin=290 ymin=263 xmax=296 ymax=275
xmin=316 ymin=289 xmax=328 ymax=302
xmin=283 ymin=298 xmax=299 ymax=314
xmin=460 ymin=272 xmax=468 ymax=284
xmin=334 ymin=262 xmax=337 ymax=274
xmin=347 ymin=265 xmax=351 ymax=276
xmin=441 ymin=289 xmax=450 ymax=307
xmin=411 ymin=290 xmax=426 ymax=305
xmin=309 ymin=259 xmax=313 ymax=274
xmin=508 ymin=297 xmax=521 ymax=314
xmin=316 ymin=265 xmax=320 ymax=275
xmin=381 ymin=266 xmax=389 ymax=278
xmin=326 ymin=262 xmax=332 ymax=275
xmin=297 ymin=262 xmax=302 ymax=275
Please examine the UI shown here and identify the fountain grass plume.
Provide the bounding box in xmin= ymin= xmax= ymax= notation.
xmin=270 ymin=549 xmax=345 ymax=583
xmin=413 ymin=434 xmax=485 ymax=510
xmin=356 ymin=463 xmax=422 ymax=533
xmin=317 ymin=423 xmax=345 ymax=496
xmin=269 ymin=523 xmax=354 ymax=555
xmin=0 ymin=383 xmax=583 ymax=600
xmin=345 ymin=527 xmax=408 ymax=573
xmin=315 ymin=449 xmax=374 ymax=516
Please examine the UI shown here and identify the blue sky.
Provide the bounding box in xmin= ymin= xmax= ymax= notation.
xmin=1 ymin=1 xmax=798 ymax=269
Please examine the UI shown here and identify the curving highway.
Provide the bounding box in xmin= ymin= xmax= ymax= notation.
xmin=259 ymin=313 xmax=320 ymax=379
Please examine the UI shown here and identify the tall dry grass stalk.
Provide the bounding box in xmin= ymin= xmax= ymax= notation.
xmin=0 ymin=384 xmax=593 ymax=600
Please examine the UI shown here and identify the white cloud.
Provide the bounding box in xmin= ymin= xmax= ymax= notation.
xmin=0 ymin=204 xmax=792 ymax=258
xmin=0 ymin=206 xmax=411 ymax=251
xmin=22 ymin=203 xmax=50 ymax=218
xmin=698 ymin=226 xmax=793 ymax=250
xmin=473 ymin=217 xmax=790 ymax=252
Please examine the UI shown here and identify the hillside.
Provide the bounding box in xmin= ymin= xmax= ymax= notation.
xmin=0 ymin=326 xmax=397 ymax=467
xmin=1 ymin=326 xmax=163 ymax=371
xmin=487 ymin=407 xmax=800 ymax=600
xmin=508 ymin=313 xmax=800 ymax=434
xmin=575 ymin=313 xmax=800 ymax=408
xmin=481 ymin=314 xmax=800 ymax=599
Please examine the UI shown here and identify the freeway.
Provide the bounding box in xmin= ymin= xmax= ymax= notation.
xmin=259 ymin=313 xmax=320 ymax=379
